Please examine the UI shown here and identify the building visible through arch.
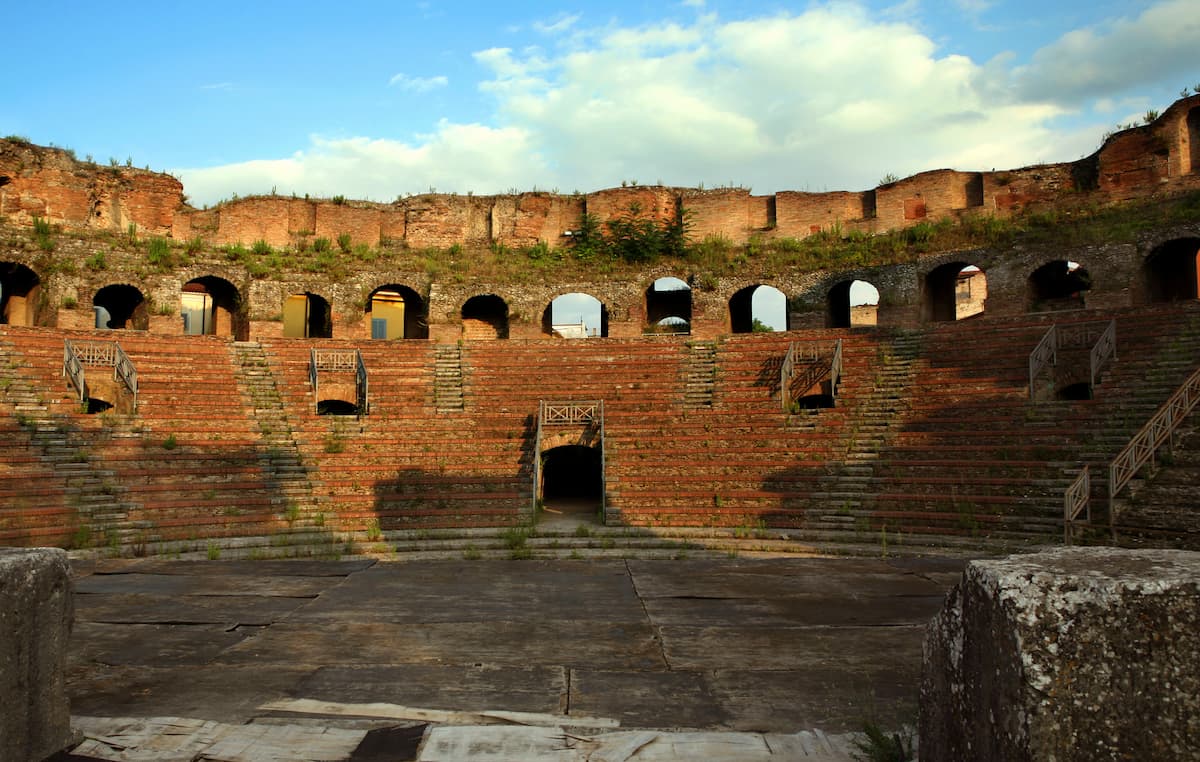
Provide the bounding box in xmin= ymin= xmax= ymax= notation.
xmin=1145 ymin=238 xmax=1200 ymax=302
xmin=282 ymin=293 xmax=332 ymax=338
xmin=826 ymin=279 xmax=879 ymax=328
xmin=544 ymin=293 xmax=607 ymax=338
xmin=181 ymin=276 xmax=244 ymax=338
xmin=367 ymin=284 xmax=427 ymax=340
xmin=0 ymin=262 xmax=40 ymax=326
xmin=94 ymin=284 xmax=148 ymax=330
xmin=924 ymin=263 xmax=987 ymax=322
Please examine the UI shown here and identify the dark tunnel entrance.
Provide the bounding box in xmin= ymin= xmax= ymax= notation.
xmin=541 ymin=445 xmax=603 ymax=516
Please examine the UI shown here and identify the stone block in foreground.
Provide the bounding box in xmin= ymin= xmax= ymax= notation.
xmin=0 ymin=548 xmax=74 ymax=762
xmin=920 ymin=546 xmax=1200 ymax=762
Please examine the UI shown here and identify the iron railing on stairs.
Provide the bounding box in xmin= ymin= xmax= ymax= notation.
xmin=1063 ymin=466 xmax=1090 ymax=543
xmin=63 ymin=339 xmax=138 ymax=410
xmin=781 ymin=339 xmax=842 ymax=412
xmin=309 ymin=348 xmax=369 ymax=416
xmin=1107 ymin=365 xmax=1200 ymax=526
xmin=1028 ymin=319 xmax=1116 ymax=400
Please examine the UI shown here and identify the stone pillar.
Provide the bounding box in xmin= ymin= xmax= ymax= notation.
xmin=0 ymin=548 xmax=74 ymax=762
xmin=921 ymin=547 xmax=1200 ymax=762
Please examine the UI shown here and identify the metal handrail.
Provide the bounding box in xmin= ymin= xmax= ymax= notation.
xmin=1108 ymin=366 xmax=1200 ymax=522
xmin=113 ymin=343 xmax=138 ymax=411
xmin=781 ymin=340 xmax=841 ymax=411
xmin=308 ymin=348 xmax=319 ymax=413
xmin=63 ymin=340 xmax=86 ymax=403
xmin=310 ymin=348 xmax=368 ymax=416
xmin=1063 ymin=466 xmax=1090 ymax=543
xmin=1089 ymin=319 xmax=1116 ymax=392
xmin=356 ymin=351 xmax=369 ymax=416
xmin=1028 ymin=325 xmax=1057 ymax=400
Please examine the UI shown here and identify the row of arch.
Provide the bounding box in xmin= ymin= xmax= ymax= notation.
xmin=0 ymin=239 xmax=1196 ymax=336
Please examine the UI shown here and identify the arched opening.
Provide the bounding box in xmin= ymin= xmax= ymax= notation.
xmin=924 ymin=263 xmax=987 ymax=322
xmin=1056 ymin=382 xmax=1092 ymax=401
xmin=462 ymin=294 xmax=509 ymax=340
xmin=181 ymin=276 xmax=244 ymax=338
xmin=541 ymin=444 xmax=603 ymax=515
xmin=543 ymin=293 xmax=607 ymax=338
xmin=1188 ymin=107 xmax=1200 ymax=174
xmin=0 ymin=262 xmax=41 ymax=326
xmin=93 ymin=284 xmax=148 ymax=330
xmin=84 ymin=397 xmax=114 ymax=414
xmin=730 ymin=284 xmax=788 ymax=333
xmin=1029 ymin=260 xmax=1090 ymax=312
xmin=645 ymin=277 xmax=691 ymax=335
xmin=793 ymin=393 xmax=835 ymax=410
xmin=1145 ymin=238 xmax=1200 ymax=302
xmin=317 ymin=399 xmax=359 ymax=416
xmin=282 ymin=293 xmax=332 ymax=338
xmin=366 ymin=284 xmax=427 ymax=340
xmin=826 ymin=280 xmax=880 ymax=328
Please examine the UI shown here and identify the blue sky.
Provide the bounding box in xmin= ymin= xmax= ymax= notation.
xmin=2 ymin=0 xmax=1196 ymax=210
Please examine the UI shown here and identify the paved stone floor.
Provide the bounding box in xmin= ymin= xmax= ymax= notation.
xmin=63 ymin=556 xmax=963 ymax=759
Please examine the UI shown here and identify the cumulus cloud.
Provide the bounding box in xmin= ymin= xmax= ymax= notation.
xmin=388 ymin=73 xmax=449 ymax=92
xmin=174 ymin=1 xmax=1195 ymax=207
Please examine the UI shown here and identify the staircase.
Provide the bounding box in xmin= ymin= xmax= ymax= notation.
xmin=434 ymin=344 xmax=465 ymax=411
xmin=682 ymin=341 xmax=717 ymax=408
xmin=230 ymin=341 xmax=319 ymax=524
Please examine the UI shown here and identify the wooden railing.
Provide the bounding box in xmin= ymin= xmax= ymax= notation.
xmin=309 ymin=348 xmax=368 ymax=415
xmin=781 ymin=339 xmax=841 ymax=411
xmin=1108 ymin=366 xmax=1200 ymax=524
xmin=534 ymin=400 xmax=605 ymax=516
xmin=63 ymin=339 xmax=138 ymax=410
xmin=1063 ymin=466 xmax=1090 ymax=543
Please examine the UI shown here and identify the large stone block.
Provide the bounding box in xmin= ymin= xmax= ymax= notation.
xmin=0 ymin=548 xmax=74 ymax=762
xmin=921 ymin=547 xmax=1200 ymax=761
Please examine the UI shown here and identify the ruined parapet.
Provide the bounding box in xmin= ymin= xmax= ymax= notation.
xmin=920 ymin=546 xmax=1200 ymax=761
xmin=0 ymin=548 xmax=74 ymax=762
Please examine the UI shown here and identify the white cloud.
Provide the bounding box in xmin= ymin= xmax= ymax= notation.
xmin=533 ymin=13 xmax=581 ymax=35
xmin=388 ymin=73 xmax=449 ymax=92
xmin=175 ymin=2 xmax=1196 ymax=207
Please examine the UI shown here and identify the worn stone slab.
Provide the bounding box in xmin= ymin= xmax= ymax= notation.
xmin=290 ymin=665 xmax=567 ymax=715
xmin=74 ymin=592 xmax=311 ymax=625
xmin=568 ymin=670 xmax=730 ymax=730
xmin=639 ymin=593 xmax=946 ymax=627
xmin=0 ymin=547 xmax=74 ymax=762
xmin=74 ymin=571 xmax=336 ymax=598
xmin=68 ymin=665 xmax=314 ymax=723
xmin=69 ymin=621 xmax=253 ymax=668
xmin=215 ymin=620 xmax=667 ymax=670
xmin=658 ymin=624 xmax=927 ymax=671
xmin=101 ymin=559 xmax=376 ymax=576
xmin=289 ymin=559 xmax=642 ymax=624
xmin=921 ymin=546 xmax=1200 ymax=762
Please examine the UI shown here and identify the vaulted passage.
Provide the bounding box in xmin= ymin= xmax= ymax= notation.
xmin=541 ymin=445 xmax=603 ymax=513
xmin=283 ymin=293 xmax=332 ymax=338
xmin=730 ymin=284 xmax=787 ymax=333
xmin=1188 ymin=107 xmax=1200 ymax=174
xmin=0 ymin=262 xmax=40 ymax=326
xmin=827 ymin=279 xmax=879 ymax=328
xmin=94 ymin=284 xmax=148 ymax=330
xmin=462 ymin=294 xmax=509 ymax=340
xmin=924 ymin=263 xmax=986 ymax=322
xmin=182 ymin=276 xmax=244 ymax=338
xmin=367 ymin=284 xmax=427 ymax=339
xmin=646 ymin=277 xmax=691 ymax=334
xmin=1029 ymin=260 xmax=1090 ymax=312
xmin=1145 ymin=238 xmax=1200 ymax=302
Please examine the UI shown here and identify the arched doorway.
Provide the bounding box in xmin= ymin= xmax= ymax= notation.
xmin=543 ymin=293 xmax=607 ymax=338
xmin=0 ymin=262 xmax=41 ymax=326
xmin=1188 ymin=107 xmax=1200 ymax=174
xmin=826 ymin=280 xmax=880 ymax=328
xmin=1145 ymin=238 xmax=1200 ymax=302
xmin=94 ymin=284 xmax=148 ymax=330
xmin=366 ymin=284 xmax=427 ymax=339
xmin=462 ymin=294 xmax=509 ymax=340
xmin=1029 ymin=260 xmax=1090 ymax=312
xmin=282 ymin=293 xmax=333 ymax=338
xmin=730 ymin=284 xmax=788 ymax=333
xmin=181 ymin=276 xmax=244 ymax=338
xmin=541 ymin=444 xmax=603 ymax=516
xmin=924 ymin=263 xmax=987 ymax=322
xmin=646 ymin=277 xmax=691 ymax=334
